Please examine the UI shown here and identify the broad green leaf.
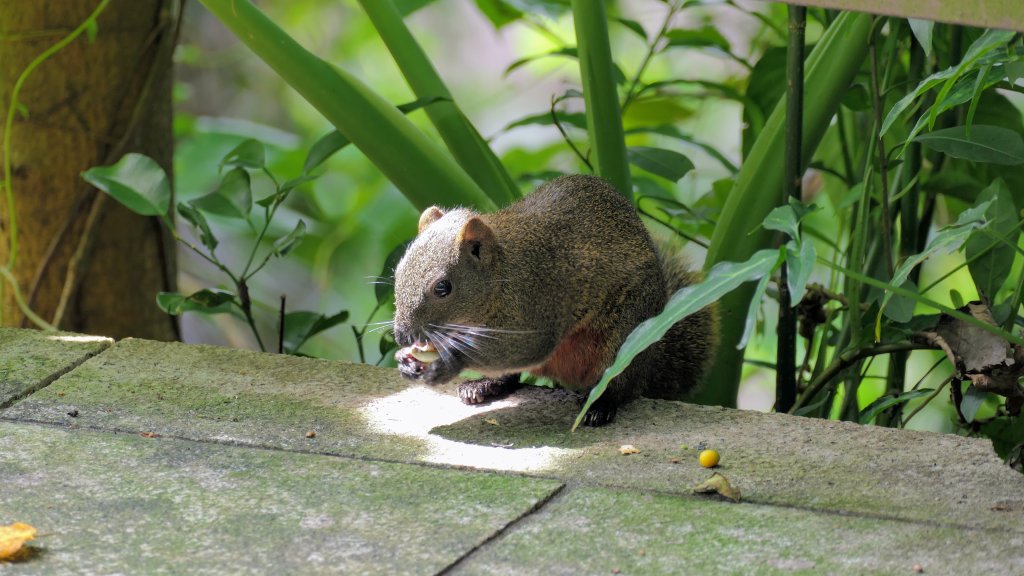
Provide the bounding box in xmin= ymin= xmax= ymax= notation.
xmin=625 ymin=125 xmax=738 ymax=173
xmin=960 ymin=385 xmax=988 ymax=423
xmin=282 ymin=309 xmax=350 ymax=354
xmin=157 ymin=289 xmax=236 ymax=316
xmin=626 ymin=147 xmax=694 ymax=182
xmin=859 ymin=389 xmax=934 ymax=424
xmin=273 ymin=220 xmax=307 ymax=257
xmin=191 ymin=167 xmax=252 ymax=219
xmin=376 ymin=240 xmax=411 ymax=305
xmin=915 ymin=125 xmax=1024 ymax=166
xmin=741 ymin=46 xmax=786 ymax=158
xmin=176 ymin=202 xmax=218 ymax=251
xmin=304 ymin=130 xmax=350 ymax=174
xmin=907 ymin=19 xmax=933 ymax=58
xmin=762 ymin=199 xmax=820 ymax=241
xmin=966 ymin=179 xmax=1018 ymax=301
xmin=883 ymin=280 xmax=917 ymax=323
xmin=220 ymin=138 xmax=265 ymax=170
xmin=950 ymin=288 xmax=965 ymax=309
xmin=664 ymin=27 xmax=730 ymax=52
xmin=82 ymin=153 xmax=170 ymax=217
xmin=786 ymin=239 xmax=816 ymax=307
xmin=574 ymin=249 xmax=780 ymax=430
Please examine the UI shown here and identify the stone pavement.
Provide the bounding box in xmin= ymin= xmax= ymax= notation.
xmin=1 ymin=327 xmax=1023 ymax=574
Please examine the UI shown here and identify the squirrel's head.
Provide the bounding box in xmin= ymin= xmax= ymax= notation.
xmin=392 ymin=205 xmax=498 ymax=353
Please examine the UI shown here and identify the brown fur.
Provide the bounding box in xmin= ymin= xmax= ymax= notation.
xmin=392 ymin=174 xmax=719 ymax=424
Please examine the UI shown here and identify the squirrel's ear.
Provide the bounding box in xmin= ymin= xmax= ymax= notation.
xmin=458 ymin=217 xmax=494 ymax=264
xmin=418 ymin=206 xmax=445 ymax=233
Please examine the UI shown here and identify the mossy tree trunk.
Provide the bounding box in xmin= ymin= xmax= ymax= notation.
xmin=0 ymin=0 xmax=179 ymax=340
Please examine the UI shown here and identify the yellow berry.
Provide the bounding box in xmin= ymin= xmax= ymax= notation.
xmin=699 ymin=449 xmax=720 ymax=468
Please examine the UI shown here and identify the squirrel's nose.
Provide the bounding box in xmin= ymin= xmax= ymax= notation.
xmin=393 ymin=326 xmax=414 ymax=347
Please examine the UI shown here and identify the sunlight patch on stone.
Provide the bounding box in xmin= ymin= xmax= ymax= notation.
xmin=361 ymin=386 xmax=573 ymax=473
xmin=47 ymin=335 xmax=113 ymax=344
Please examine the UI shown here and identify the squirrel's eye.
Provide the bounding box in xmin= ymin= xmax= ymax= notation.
xmin=433 ymin=279 xmax=452 ymax=298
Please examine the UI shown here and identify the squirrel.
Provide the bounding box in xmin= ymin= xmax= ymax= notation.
xmin=392 ymin=174 xmax=718 ymax=426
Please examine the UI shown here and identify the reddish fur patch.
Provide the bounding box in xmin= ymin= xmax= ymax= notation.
xmin=535 ymin=325 xmax=606 ymax=389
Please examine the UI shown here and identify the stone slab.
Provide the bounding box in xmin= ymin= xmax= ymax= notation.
xmin=4 ymin=336 xmax=1022 ymax=534
xmin=0 ymin=327 xmax=110 ymax=408
xmin=0 ymin=420 xmax=563 ymax=575
xmin=453 ymin=487 xmax=1024 ymax=576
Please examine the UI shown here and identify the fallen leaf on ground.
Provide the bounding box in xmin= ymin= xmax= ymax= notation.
xmin=484 ymin=418 xmax=499 ymax=426
xmin=0 ymin=523 xmax=37 ymax=560
xmin=619 ymin=444 xmax=640 ymax=455
xmin=693 ymin=472 xmax=741 ymax=502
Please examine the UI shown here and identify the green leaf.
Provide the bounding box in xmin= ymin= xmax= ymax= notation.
xmin=625 ymin=125 xmax=738 ymax=173
xmin=858 ymin=389 xmax=934 ymax=424
xmin=474 ymin=0 xmax=524 ymax=28
xmin=505 ymin=111 xmax=588 ymax=131
xmin=220 ymin=138 xmax=265 ymax=170
xmin=505 ymin=47 xmax=577 ymax=76
xmin=960 ymin=385 xmax=987 ymax=424
xmin=626 ymin=147 xmax=694 ymax=182
xmin=738 ymin=263 xmax=774 ymax=349
xmin=762 ymin=199 xmax=820 ymax=241
xmin=907 ymin=18 xmax=933 ymax=58
xmin=574 ymin=248 xmax=781 ymax=430
xmin=966 ymin=179 xmax=1018 ymax=301
xmin=376 ymin=241 xmax=411 ymax=306
xmin=157 ymin=289 xmax=236 ymax=316
xmin=394 ymin=0 xmax=438 ymax=16
xmin=616 ymin=18 xmax=646 ymax=40
xmin=664 ymin=26 xmax=731 ymax=52
xmin=273 ymin=219 xmax=306 ymax=257
xmin=914 ymin=125 xmax=1024 ymax=166
xmin=82 ymin=153 xmax=170 ymax=217
xmin=282 ymin=309 xmax=349 ymax=354
xmin=303 ymin=130 xmax=351 ymax=174
xmin=876 ymin=199 xmax=993 ymax=336
xmin=883 ymin=280 xmax=917 ymax=323
xmin=926 ymin=29 xmax=1016 ymax=131
xmin=191 ymin=167 xmax=252 ymax=219
xmin=786 ymin=239 xmax=816 ymax=307
xmin=176 ymin=203 xmax=218 ymax=251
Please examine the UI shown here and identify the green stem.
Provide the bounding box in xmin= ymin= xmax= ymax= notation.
xmin=776 ymin=4 xmax=806 ymax=414
xmin=570 ymin=0 xmax=631 ymax=196
xmin=0 ymin=266 xmax=56 ymax=330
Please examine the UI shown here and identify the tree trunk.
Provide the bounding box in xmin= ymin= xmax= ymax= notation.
xmin=0 ymin=0 xmax=179 ymax=340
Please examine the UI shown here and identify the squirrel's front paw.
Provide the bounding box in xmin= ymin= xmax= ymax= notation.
xmin=457 ymin=374 xmax=521 ymax=405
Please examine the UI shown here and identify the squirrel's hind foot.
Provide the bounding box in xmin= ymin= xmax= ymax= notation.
xmin=457 ymin=373 xmax=521 ymax=405
xmin=578 ymin=393 xmax=619 ymax=426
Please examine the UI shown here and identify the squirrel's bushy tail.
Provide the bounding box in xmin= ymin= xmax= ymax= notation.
xmin=642 ymin=249 xmax=720 ymax=400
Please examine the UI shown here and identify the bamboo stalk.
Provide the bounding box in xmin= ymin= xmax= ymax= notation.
xmin=570 ymin=0 xmax=631 ymax=197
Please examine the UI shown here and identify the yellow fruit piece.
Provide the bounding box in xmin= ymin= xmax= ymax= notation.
xmin=619 ymin=444 xmax=641 ymax=455
xmin=699 ymin=449 xmax=720 ymax=468
xmin=0 ymin=522 xmax=37 ymax=560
